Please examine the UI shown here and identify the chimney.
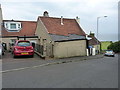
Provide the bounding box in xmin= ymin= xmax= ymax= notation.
xmin=76 ymin=16 xmax=80 ymax=24
xmin=61 ymin=16 xmax=64 ymax=25
xmin=89 ymin=31 xmax=95 ymax=37
xmin=43 ymin=11 xmax=49 ymax=17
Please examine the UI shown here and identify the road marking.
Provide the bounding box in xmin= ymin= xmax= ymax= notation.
xmin=0 ymin=62 xmax=59 ymax=73
xmin=1 ymin=61 xmax=67 ymax=73
xmin=0 ymin=56 xmax=104 ymax=73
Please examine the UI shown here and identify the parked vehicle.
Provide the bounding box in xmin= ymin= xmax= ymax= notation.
xmin=12 ymin=40 xmax=34 ymax=58
xmin=104 ymin=50 xmax=115 ymax=57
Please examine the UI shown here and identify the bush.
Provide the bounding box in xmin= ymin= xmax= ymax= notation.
xmin=107 ymin=41 xmax=120 ymax=53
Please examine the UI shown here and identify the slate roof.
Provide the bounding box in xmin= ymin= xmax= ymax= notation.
xmin=39 ymin=16 xmax=86 ymax=36
xmin=50 ymin=34 xmax=86 ymax=41
xmin=2 ymin=20 xmax=37 ymax=36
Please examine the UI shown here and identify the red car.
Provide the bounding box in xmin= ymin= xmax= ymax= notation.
xmin=12 ymin=40 xmax=34 ymax=58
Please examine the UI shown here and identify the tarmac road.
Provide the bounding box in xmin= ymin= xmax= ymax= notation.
xmin=2 ymin=53 xmax=118 ymax=88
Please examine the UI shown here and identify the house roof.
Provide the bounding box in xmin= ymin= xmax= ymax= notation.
xmin=2 ymin=20 xmax=37 ymax=36
xmin=88 ymin=35 xmax=101 ymax=45
xmin=50 ymin=34 xmax=86 ymax=41
xmin=39 ymin=16 xmax=86 ymax=36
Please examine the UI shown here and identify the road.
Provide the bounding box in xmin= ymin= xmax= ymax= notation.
xmin=2 ymin=52 xmax=118 ymax=88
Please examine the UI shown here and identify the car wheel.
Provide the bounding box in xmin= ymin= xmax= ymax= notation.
xmin=112 ymin=55 xmax=115 ymax=57
xmin=13 ymin=54 xmax=16 ymax=58
xmin=30 ymin=55 xmax=34 ymax=58
xmin=2 ymin=52 xmax=4 ymax=55
xmin=11 ymin=51 xmax=13 ymax=54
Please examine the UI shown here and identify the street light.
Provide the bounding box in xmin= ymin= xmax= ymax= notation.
xmin=97 ymin=16 xmax=107 ymax=54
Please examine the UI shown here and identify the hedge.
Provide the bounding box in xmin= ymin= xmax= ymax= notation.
xmin=107 ymin=41 xmax=120 ymax=53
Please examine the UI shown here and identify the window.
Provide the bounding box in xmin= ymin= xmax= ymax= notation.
xmin=4 ymin=22 xmax=22 ymax=32
xmin=18 ymin=41 xmax=30 ymax=47
xmin=10 ymin=23 xmax=16 ymax=29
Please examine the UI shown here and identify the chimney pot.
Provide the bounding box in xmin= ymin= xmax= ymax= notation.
xmin=43 ymin=11 xmax=49 ymax=17
xmin=76 ymin=16 xmax=80 ymax=24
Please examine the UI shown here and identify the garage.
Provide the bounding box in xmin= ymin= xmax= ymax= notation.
xmin=53 ymin=39 xmax=87 ymax=58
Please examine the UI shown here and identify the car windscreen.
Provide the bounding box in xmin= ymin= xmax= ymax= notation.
xmin=17 ymin=41 xmax=30 ymax=47
xmin=106 ymin=51 xmax=113 ymax=53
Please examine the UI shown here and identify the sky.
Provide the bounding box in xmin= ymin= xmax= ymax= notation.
xmin=0 ymin=0 xmax=119 ymax=41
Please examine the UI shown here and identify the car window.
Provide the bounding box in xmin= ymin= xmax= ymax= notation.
xmin=106 ymin=51 xmax=113 ymax=53
xmin=17 ymin=41 xmax=30 ymax=47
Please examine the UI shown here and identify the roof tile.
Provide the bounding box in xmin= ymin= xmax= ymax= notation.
xmin=40 ymin=17 xmax=86 ymax=36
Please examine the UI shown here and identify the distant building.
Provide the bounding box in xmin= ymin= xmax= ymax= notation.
xmin=88 ymin=32 xmax=101 ymax=54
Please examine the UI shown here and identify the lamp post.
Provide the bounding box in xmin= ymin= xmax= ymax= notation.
xmin=97 ymin=16 xmax=107 ymax=54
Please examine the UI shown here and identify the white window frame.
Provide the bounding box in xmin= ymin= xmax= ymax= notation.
xmin=4 ymin=22 xmax=22 ymax=32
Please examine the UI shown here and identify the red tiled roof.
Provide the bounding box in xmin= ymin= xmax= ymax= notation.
xmin=39 ymin=17 xmax=86 ymax=36
xmin=2 ymin=20 xmax=37 ymax=36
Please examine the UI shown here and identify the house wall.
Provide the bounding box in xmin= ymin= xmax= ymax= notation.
xmin=93 ymin=44 xmax=100 ymax=53
xmin=53 ymin=40 xmax=87 ymax=58
xmin=35 ymin=18 xmax=53 ymax=57
xmin=35 ymin=18 xmax=52 ymax=45
xmin=2 ymin=37 xmax=17 ymax=50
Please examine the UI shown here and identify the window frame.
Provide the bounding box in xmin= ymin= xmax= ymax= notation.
xmin=4 ymin=22 xmax=22 ymax=32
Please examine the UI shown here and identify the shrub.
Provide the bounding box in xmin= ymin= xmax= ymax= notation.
xmin=107 ymin=41 xmax=120 ymax=53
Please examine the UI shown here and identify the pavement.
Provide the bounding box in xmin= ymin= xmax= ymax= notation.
xmin=44 ymin=54 xmax=104 ymax=65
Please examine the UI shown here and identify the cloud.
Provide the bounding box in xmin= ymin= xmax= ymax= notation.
xmin=2 ymin=3 xmax=44 ymax=20
xmin=1 ymin=0 xmax=119 ymax=3
xmin=1 ymin=0 xmax=118 ymax=41
xmin=1 ymin=0 xmax=118 ymax=19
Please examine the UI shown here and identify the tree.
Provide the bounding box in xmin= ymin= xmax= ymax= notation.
xmin=107 ymin=41 xmax=120 ymax=53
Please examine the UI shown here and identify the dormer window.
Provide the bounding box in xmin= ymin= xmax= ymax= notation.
xmin=4 ymin=22 xmax=22 ymax=32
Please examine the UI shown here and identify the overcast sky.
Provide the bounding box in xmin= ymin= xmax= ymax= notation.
xmin=0 ymin=0 xmax=119 ymax=41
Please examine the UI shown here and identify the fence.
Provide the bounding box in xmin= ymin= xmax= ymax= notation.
xmin=35 ymin=44 xmax=44 ymax=55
